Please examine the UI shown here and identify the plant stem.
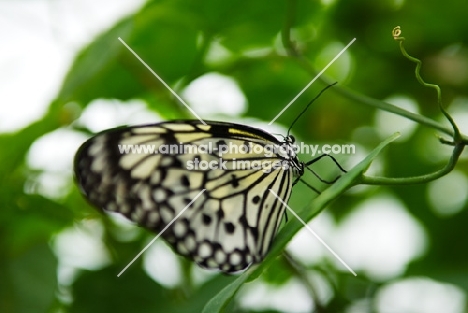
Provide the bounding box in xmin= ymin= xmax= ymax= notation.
xmin=360 ymin=143 xmax=465 ymax=185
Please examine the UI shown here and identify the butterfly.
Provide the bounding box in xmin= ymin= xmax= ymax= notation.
xmin=74 ymin=120 xmax=307 ymax=273
xmin=74 ymin=87 xmax=342 ymax=273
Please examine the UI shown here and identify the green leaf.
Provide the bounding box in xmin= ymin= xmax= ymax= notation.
xmin=202 ymin=270 xmax=250 ymax=313
xmin=57 ymin=18 xmax=134 ymax=104
xmin=0 ymin=100 xmax=63 ymax=183
xmin=2 ymin=243 xmax=58 ymax=313
xmin=57 ymin=1 xmax=199 ymax=119
xmin=0 ymin=175 xmax=74 ymax=255
xmin=70 ymin=266 xmax=170 ymax=313
xmin=202 ymin=132 xmax=400 ymax=312
xmin=188 ymin=0 xmax=285 ymax=51
xmin=178 ymin=274 xmax=238 ymax=312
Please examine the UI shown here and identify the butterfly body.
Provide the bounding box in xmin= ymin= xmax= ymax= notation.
xmin=74 ymin=120 xmax=302 ymax=272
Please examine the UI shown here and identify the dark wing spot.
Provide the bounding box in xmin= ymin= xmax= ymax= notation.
xmin=203 ymin=213 xmax=212 ymax=225
xmin=252 ymin=195 xmax=261 ymax=204
xmin=172 ymin=157 xmax=183 ymax=168
xmin=224 ymin=222 xmax=235 ymax=234
xmin=217 ymin=140 xmax=228 ymax=152
xmin=231 ymin=174 xmax=239 ymax=188
xmin=181 ymin=175 xmax=190 ymax=187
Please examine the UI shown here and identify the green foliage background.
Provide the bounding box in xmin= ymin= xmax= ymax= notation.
xmin=1 ymin=0 xmax=467 ymax=312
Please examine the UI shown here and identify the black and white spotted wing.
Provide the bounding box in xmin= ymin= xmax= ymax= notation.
xmin=74 ymin=120 xmax=303 ymax=272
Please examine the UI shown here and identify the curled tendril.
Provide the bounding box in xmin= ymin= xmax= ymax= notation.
xmin=359 ymin=26 xmax=466 ymax=186
xmin=392 ymin=27 xmax=464 ymax=146
xmin=392 ymin=26 xmax=403 ymax=40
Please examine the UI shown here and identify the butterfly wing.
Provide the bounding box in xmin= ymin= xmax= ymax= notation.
xmin=74 ymin=120 xmax=294 ymax=272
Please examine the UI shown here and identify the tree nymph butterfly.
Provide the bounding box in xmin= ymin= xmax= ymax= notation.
xmin=74 ymin=86 xmax=344 ymax=273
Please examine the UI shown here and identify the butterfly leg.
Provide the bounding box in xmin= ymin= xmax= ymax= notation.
xmin=304 ymin=154 xmax=347 ymax=184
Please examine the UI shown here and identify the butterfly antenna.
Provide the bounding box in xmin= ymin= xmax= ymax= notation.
xmin=286 ymin=82 xmax=337 ymax=137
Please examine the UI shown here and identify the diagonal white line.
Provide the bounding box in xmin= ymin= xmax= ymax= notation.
xmin=269 ymin=38 xmax=357 ymax=125
xmin=117 ymin=189 xmax=206 ymax=277
xmin=117 ymin=37 xmax=206 ymax=125
xmin=268 ymin=189 xmax=357 ymax=276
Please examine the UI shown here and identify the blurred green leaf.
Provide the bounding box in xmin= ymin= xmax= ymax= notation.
xmin=3 ymin=243 xmax=58 ymax=313
xmin=57 ymin=1 xmax=199 ymax=120
xmin=70 ymin=266 xmax=170 ymax=313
